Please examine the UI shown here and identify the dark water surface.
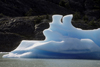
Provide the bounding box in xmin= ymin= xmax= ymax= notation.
xmin=0 ymin=53 xmax=100 ymax=67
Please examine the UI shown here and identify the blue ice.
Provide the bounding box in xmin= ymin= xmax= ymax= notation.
xmin=3 ymin=15 xmax=100 ymax=59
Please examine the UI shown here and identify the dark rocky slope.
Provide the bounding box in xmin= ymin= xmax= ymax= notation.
xmin=0 ymin=0 xmax=100 ymax=20
xmin=0 ymin=0 xmax=100 ymax=51
xmin=0 ymin=15 xmax=100 ymax=52
xmin=0 ymin=0 xmax=72 ymax=17
xmin=0 ymin=16 xmax=49 ymax=51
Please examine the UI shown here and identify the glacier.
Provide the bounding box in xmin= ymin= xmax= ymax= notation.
xmin=3 ymin=15 xmax=100 ymax=59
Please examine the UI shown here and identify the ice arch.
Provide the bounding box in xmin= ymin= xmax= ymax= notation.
xmin=3 ymin=15 xmax=100 ymax=59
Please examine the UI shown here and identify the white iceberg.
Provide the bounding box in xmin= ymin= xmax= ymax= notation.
xmin=3 ymin=15 xmax=100 ymax=59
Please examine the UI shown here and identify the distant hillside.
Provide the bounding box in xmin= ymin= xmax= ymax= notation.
xmin=0 ymin=0 xmax=100 ymax=20
xmin=0 ymin=0 xmax=100 ymax=52
xmin=0 ymin=0 xmax=72 ymax=17
xmin=0 ymin=15 xmax=100 ymax=52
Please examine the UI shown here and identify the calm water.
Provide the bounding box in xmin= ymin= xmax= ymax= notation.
xmin=0 ymin=53 xmax=100 ymax=67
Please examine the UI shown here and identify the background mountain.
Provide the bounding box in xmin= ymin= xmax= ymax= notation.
xmin=0 ymin=0 xmax=100 ymax=51
xmin=0 ymin=0 xmax=72 ymax=16
xmin=0 ymin=0 xmax=100 ymax=19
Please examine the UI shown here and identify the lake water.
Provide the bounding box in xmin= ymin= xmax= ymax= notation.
xmin=0 ymin=53 xmax=100 ymax=67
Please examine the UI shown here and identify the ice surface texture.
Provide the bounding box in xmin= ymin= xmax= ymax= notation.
xmin=3 ymin=15 xmax=100 ymax=59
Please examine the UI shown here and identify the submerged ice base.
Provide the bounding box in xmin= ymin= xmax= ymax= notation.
xmin=3 ymin=15 xmax=100 ymax=59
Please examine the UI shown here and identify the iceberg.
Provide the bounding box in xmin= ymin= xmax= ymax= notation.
xmin=3 ymin=15 xmax=100 ymax=59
